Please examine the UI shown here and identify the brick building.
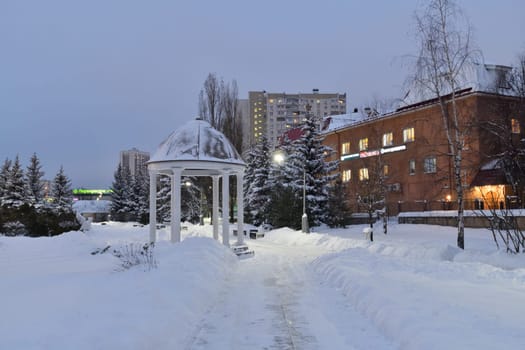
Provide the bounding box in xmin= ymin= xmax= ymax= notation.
xmin=322 ymin=67 xmax=524 ymax=215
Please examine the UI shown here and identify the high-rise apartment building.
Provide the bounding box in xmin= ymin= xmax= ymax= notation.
xmin=120 ymin=148 xmax=150 ymax=177
xmin=247 ymin=89 xmax=346 ymax=149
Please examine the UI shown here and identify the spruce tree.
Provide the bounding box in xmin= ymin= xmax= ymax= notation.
xmin=0 ymin=158 xmax=12 ymax=206
xmin=51 ymin=166 xmax=73 ymax=212
xmin=244 ymin=137 xmax=272 ymax=225
xmin=132 ymin=168 xmax=150 ymax=224
xmin=157 ymin=174 xmax=171 ymax=223
xmin=181 ymin=177 xmax=201 ymax=223
xmin=3 ymin=155 xmax=27 ymax=208
xmin=243 ymin=145 xmax=257 ymax=224
xmin=325 ymin=177 xmax=348 ymax=228
xmin=110 ymin=164 xmax=135 ymax=221
xmin=285 ymin=114 xmax=338 ymax=227
xmin=26 ymin=153 xmax=45 ymax=206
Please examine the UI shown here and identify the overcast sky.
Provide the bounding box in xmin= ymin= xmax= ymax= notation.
xmin=1 ymin=0 xmax=524 ymax=188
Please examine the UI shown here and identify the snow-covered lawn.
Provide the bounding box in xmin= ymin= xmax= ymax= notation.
xmin=1 ymin=222 xmax=524 ymax=349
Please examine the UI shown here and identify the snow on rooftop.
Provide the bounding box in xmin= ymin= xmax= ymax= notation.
xmin=149 ymin=119 xmax=244 ymax=165
xmin=321 ymin=110 xmax=374 ymax=133
xmin=401 ymin=62 xmax=513 ymax=107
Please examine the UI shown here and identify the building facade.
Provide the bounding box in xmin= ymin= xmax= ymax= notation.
xmin=247 ymin=89 xmax=346 ymax=149
xmin=323 ymin=91 xmax=525 ymax=215
xmin=120 ymin=148 xmax=150 ymax=177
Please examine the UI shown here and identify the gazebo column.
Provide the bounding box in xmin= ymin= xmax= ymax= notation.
xmin=236 ymin=171 xmax=244 ymax=245
xmin=222 ymin=172 xmax=230 ymax=247
xmin=212 ymin=175 xmax=219 ymax=240
xmin=148 ymin=170 xmax=157 ymax=243
xmin=170 ymin=168 xmax=183 ymax=243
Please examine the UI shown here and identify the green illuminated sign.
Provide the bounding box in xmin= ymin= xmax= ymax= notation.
xmin=72 ymin=189 xmax=113 ymax=195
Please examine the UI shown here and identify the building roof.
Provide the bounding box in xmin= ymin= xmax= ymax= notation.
xmin=149 ymin=118 xmax=244 ymax=165
xmin=401 ymin=62 xmax=513 ymax=107
xmin=320 ymin=110 xmax=373 ymax=134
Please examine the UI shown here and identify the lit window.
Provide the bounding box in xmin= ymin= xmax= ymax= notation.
xmin=403 ymin=127 xmax=415 ymax=143
xmin=342 ymin=169 xmax=351 ymax=182
xmin=424 ymin=156 xmax=437 ymax=173
xmin=382 ymin=132 xmax=393 ymax=147
xmin=383 ymin=164 xmax=389 ymax=177
xmin=409 ymin=159 xmax=416 ymax=175
xmin=269 ymin=99 xmax=274 ymax=104
xmin=341 ymin=142 xmax=351 ymax=155
xmin=359 ymin=168 xmax=369 ymax=181
xmin=511 ymin=119 xmax=521 ymax=134
xmin=359 ymin=138 xmax=368 ymax=151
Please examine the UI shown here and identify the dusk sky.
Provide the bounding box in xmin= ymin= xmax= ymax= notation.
xmin=1 ymin=0 xmax=524 ymax=188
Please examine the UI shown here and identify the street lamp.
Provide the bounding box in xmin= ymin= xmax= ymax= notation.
xmin=273 ymin=150 xmax=309 ymax=233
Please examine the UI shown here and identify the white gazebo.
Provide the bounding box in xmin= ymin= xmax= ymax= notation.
xmin=147 ymin=118 xmax=245 ymax=247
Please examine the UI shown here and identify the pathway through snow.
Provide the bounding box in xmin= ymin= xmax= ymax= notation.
xmin=184 ymin=239 xmax=395 ymax=350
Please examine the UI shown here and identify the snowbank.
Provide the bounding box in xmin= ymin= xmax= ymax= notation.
xmin=0 ymin=223 xmax=237 ymax=349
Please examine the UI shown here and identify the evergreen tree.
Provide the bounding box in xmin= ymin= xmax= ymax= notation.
xmin=244 ymin=137 xmax=272 ymax=225
xmin=26 ymin=153 xmax=45 ymax=206
xmin=325 ymin=177 xmax=348 ymax=228
xmin=133 ymin=168 xmax=150 ymax=224
xmin=157 ymin=174 xmax=171 ymax=223
xmin=51 ymin=166 xmax=73 ymax=212
xmin=110 ymin=164 xmax=134 ymax=221
xmin=243 ymin=145 xmax=257 ymax=224
xmin=181 ymin=177 xmax=201 ymax=223
xmin=3 ymin=155 xmax=27 ymax=208
xmin=0 ymin=158 xmax=12 ymax=206
xmin=283 ymin=114 xmax=338 ymax=227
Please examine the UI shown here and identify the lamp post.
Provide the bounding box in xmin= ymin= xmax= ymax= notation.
xmin=273 ymin=150 xmax=309 ymax=233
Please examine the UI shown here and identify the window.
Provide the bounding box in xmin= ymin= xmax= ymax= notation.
xmin=511 ymin=119 xmax=521 ymax=134
xmin=359 ymin=138 xmax=369 ymax=151
xmin=383 ymin=164 xmax=389 ymax=177
xmin=424 ymin=156 xmax=437 ymax=173
xmin=382 ymin=132 xmax=393 ymax=147
xmin=403 ymin=127 xmax=415 ymax=142
xmin=409 ymin=159 xmax=416 ymax=175
xmin=342 ymin=169 xmax=351 ymax=182
xmin=359 ymin=168 xmax=369 ymax=181
xmin=341 ymin=142 xmax=351 ymax=155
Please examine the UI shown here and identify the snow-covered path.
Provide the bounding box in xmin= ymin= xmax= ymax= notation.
xmin=184 ymin=239 xmax=394 ymax=350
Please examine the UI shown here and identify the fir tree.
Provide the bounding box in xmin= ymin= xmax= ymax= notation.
xmin=0 ymin=158 xmax=12 ymax=206
xmin=181 ymin=177 xmax=201 ymax=223
xmin=133 ymin=168 xmax=150 ymax=224
xmin=244 ymin=137 xmax=272 ymax=225
xmin=157 ymin=174 xmax=171 ymax=223
xmin=283 ymin=114 xmax=338 ymax=227
xmin=325 ymin=177 xmax=348 ymax=228
xmin=3 ymin=155 xmax=27 ymax=208
xmin=51 ymin=166 xmax=73 ymax=212
xmin=26 ymin=153 xmax=45 ymax=206
xmin=110 ymin=164 xmax=134 ymax=221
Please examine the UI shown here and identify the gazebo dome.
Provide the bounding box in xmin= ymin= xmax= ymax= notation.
xmin=150 ymin=118 xmax=244 ymax=166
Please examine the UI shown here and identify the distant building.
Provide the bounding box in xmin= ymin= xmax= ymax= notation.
xmin=247 ymin=89 xmax=346 ymax=149
xmin=120 ymin=148 xmax=149 ymax=177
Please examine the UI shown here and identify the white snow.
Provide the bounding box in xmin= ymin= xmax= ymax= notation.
xmin=149 ymin=119 xmax=244 ymax=164
xmin=1 ymin=221 xmax=524 ymax=349
xmin=72 ymin=199 xmax=111 ymax=213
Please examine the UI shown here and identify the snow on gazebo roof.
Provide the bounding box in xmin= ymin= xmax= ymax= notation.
xmin=149 ymin=118 xmax=244 ymax=166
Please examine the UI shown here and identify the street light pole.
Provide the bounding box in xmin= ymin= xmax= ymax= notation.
xmin=302 ymin=167 xmax=309 ymax=233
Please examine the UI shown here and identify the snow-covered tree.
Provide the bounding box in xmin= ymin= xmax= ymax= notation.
xmin=244 ymin=136 xmax=272 ymax=225
xmin=51 ymin=166 xmax=73 ymax=212
xmin=284 ymin=113 xmax=339 ymax=227
xmin=181 ymin=177 xmax=201 ymax=223
xmin=0 ymin=158 xmax=12 ymax=205
xmin=26 ymin=153 xmax=45 ymax=206
xmin=110 ymin=164 xmax=134 ymax=220
xmin=156 ymin=174 xmax=171 ymax=223
xmin=132 ymin=168 xmax=150 ymax=224
xmin=2 ymin=156 xmax=27 ymax=208
xmin=325 ymin=178 xmax=348 ymax=228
